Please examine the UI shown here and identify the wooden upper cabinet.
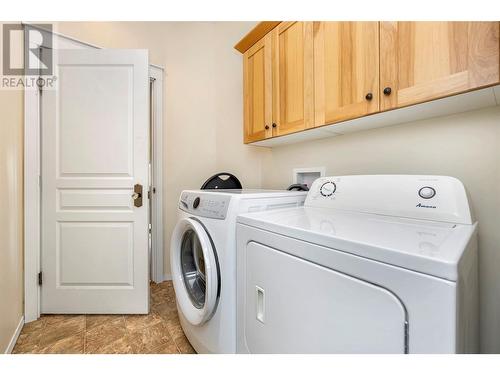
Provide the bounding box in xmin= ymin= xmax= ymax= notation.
xmin=272 ymin=22 xmax=314 ymax=137
xmin=238 ymin=21 xmax=500 ymax=144
xmin=380 ymin=22 xmax=500 ymax=111
xmin=314 ymin=22 xmax=380 ymax=127
xmin=243 ymin=33 xmax=273 ymax=143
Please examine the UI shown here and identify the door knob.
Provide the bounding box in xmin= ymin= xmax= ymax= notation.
xmin=272 ymin=123 xmax=277 ymax=128
xmin=132 ymin=184 xmax=143 ymax=207
xmin=365 ymin=93 xmax=373 ymax=101
xmin=265 ymin=125 xmax=270 ymax=130
xmin=383 ymin=87 xmax=392 ymax=96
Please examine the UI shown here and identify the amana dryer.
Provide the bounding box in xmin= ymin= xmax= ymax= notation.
xmin=236 ymin=175 xmax=478 ymax=354
xmin=170 ymin=189 xmax=306 ymax=353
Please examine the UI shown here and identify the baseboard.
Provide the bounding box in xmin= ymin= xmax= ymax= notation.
xmin=5 ymin=316 xmax=24 ymax=354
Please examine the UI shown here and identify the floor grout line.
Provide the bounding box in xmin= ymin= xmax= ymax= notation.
xmin=164 ymin=322 xmax=182 ymax=354
xmin=83 ymin=315 xmax=87 ymax=354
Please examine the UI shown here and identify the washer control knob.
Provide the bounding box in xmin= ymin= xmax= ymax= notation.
xmin=320 ymin=181 xmax=336 ymax=197
xmin=193 ymin=197 xmax=201 ymax=209
xmin=418 ymin=187 xmax=436 ymax=199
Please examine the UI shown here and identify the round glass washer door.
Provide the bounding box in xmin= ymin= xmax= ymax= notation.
xmin=171 ymin=218 xmax=220 ymax=326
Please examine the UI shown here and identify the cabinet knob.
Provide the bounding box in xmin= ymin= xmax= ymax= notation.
xmin=265 ymin=125 xmax=270 ymax=130
xmin=365 ymin=93 xmax=373 ymax=101
xmin=272 ymin=123 xmax=277 ymax=128
xmin=383 ymin=87 xmax=392 ymax=96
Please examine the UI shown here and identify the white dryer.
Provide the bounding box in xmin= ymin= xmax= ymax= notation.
xmin=170 ymin=189 xmax=306 ymax=353
xmin=236 ymin=175 xmax=478 ymax=353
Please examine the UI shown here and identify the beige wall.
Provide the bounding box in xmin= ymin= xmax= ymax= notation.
xmin=55 ymin=22 xmax=266 ymax=277
xmin=260 ymin=106 xmax=500 ymax=353
xmin=0 ymin=23 xmax=24 ymax=352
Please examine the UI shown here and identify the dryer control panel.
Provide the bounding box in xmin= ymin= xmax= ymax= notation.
xmin=179 ymin=192 xmax=231 ymax=219
xmin=306 ymin=175 xmax=473 ymax=225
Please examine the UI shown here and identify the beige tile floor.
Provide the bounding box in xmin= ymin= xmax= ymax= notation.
xmin=12 ymin=281 xmax=196 ymax=354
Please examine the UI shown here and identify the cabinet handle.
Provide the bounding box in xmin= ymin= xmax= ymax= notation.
xmin=383 ymin=87 xmax=392 ymax=96
xmin=272 ymin=123 xmax=277 ymax=128
xmin=365 ymin=93 xmax=373 ymax=101
xmin=265 ymin=125 xmax=270 ymax=130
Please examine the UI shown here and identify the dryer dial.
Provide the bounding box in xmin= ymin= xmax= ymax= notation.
xmin=320 ymin=181 xmax=336 ymax=197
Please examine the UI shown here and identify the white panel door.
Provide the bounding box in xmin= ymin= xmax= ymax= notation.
xmin=41 ymin=49 xmax=149 ymax=313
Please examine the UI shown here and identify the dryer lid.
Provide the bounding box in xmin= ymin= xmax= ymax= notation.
xmin=237 ymin=206 xmax=477 ymax=281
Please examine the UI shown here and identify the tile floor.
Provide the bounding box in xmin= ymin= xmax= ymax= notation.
xmin=12 ymin=281 xmax=196 ymax=354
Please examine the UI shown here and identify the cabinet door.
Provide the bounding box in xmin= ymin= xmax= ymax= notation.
xmin=243 ymin=33 xmax=273 ymax=143
xmin=314 ymin=22 xmax=380 ymax=127
xmin=380 ymin=22 xmax=500 ymax=111
xmin=273 ymin=22 xmax=314 ymax=137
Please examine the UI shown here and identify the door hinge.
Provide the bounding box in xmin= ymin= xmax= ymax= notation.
xmin=148 ymin=190 xmax=151 ymax=200
xmin=38 ymin=271 xmax=43 ymax=286
xmin=38 ymin=79 xmax=43 ymax=96
xmin=404 ymin=320 xmax=409 ymax=354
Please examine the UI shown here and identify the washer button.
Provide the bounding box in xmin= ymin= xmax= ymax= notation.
xmin=193 ymin=197 xmax=201 ymax=208
xmin=418 ymin=187 xmax=436 ymax=199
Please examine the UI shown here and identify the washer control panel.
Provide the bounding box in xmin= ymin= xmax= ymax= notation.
xmin=179 ymin=192 xmax=231 ymax=219
xmin=320 ymin=181 xmax=337 ymax=197
xmin=305 ymin=175 xmax=472 ymax=225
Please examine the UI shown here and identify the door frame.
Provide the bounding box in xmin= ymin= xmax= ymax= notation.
xmin=23 ymin=24 xmax=165 ymax=322
xmin=149 ymin=65 xmax=164 ymax=285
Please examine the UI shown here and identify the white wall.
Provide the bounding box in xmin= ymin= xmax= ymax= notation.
xmin=260 ymin=106 xmax=500 ymax=353
xmin=160 ymin=23 xmax=219 ymax=277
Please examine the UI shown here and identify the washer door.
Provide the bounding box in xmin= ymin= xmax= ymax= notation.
xmin=171 ymin=218 xmax=220 ymax=325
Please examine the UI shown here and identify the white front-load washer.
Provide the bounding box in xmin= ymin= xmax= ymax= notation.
xmin=236 ymin=175 xmax=478 ymax=353
xmin=170 ymin=189 xmax=307 ymax=353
